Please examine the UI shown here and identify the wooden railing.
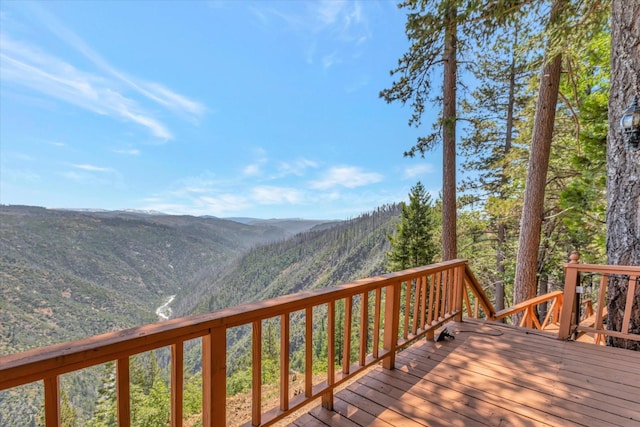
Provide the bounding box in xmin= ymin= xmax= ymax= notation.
xmin=0 ymin=259 xmax=470 ymax=427
xmin=558 ymin=260 xmax=640 ymax=345
xmin=461 ymin=264 xmax=496 ymax=320
xmin=493 ymin=291 xmax=564 ymax=329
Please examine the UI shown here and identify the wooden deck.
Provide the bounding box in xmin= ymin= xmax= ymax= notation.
xmin=291 ymin=319 xmax=640 ymax=427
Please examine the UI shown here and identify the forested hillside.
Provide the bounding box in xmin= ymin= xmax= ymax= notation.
xmin=186 ymin=204 xmax=401 ymax=316
xmin=0 ymin=204 xmax=400 ymax=425
xmin=0 ymin=205 xmax=292 ymax=355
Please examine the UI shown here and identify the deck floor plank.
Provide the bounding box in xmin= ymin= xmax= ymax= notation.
xmin=399 ymin=340 xmax=635 ymax=426
xmin=293 ymin=319 xmax=640 ymax=427
xmin=401 ymin=337 xmax=640 ymax=412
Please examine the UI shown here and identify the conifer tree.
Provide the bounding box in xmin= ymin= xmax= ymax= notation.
xmin=607 ymin=0 xmax=640 ymax=350
xmin=387 ymin=182 xmax=438 ymax=270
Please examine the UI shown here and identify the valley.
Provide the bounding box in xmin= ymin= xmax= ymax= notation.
xmin=0 ymin=204 xmax=400 ymax=425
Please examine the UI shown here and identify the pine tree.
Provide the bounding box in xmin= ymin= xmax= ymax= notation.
xmin=607 ymin=0 xmax=640 ymax=350
xmin=387 ymin=182 xmax=438 ymax=271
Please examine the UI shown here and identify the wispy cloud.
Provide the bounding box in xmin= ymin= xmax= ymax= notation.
xmin=0 ymin=3 xmax=205 ymax=140
xmin=277 ymin=158 xmax=318 ymax=177
xmin=73 ymin=164 xmax=113 ymax=172
xmin=403 ymin=164 xmax=435 ymax=179
xmin=113 ymin=148 xmax=141 ymax=156
xmin=252 ymin=186 xmax=302 ymax=205
xmin=242 ymin=147 xmax=269 ymax=177
xmin=248 ymin=1 xmax=370 ymax=67
xmin=310 ymin=166 xmax=383 ymax=190
xmin=60 ymin=165 xmax=123 ymax=189
xmin=243 ymin=164 xmax=261 ymax=176
xmin=0 ymin=36 xmax=173 ymax=140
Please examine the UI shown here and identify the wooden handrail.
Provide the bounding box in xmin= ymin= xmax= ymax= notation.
xmin=0 ymin=259 xmax=470 ymax=427
xmin=558 ymin=261 xmax=640 ymax=344
xmin=494 ymin=290 xmax=563 ymax=321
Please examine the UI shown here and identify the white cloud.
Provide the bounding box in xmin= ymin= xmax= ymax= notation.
xmin=404 ymin=164 xmax=435 ymax=179
xmin=310 ymin=166 xmax=383 ymax=190
xmin=113 ymin=148 xmax=141 ymax=156
xmin=73 ymin=164 xmax=112 ymax=172
xmin=243 ymin=164 xmax=261 ymax=176
xmin=277 ymin=158 xmax=318 ymax=177
xmin=322 ymin=52 xmax=341 ymax=70
xmin=252 ymin=186 xmax=302 ymax=205
xmin=60 ymin=171 xmax=84 ymax=182
xmin=199 ymin=194 xmax=251 ymax=212
xmin=0 ymin=4 xmax=206 ymax=140
xmin=0 ymin=38 xmax=173 ymax=140
xmin=248 ymin=1 xmax=370 ymax=67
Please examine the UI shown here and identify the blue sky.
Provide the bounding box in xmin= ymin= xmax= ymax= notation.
xmin=0 ymin=1 xmax=443 ymax=220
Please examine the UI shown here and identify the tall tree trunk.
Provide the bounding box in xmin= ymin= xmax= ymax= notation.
xmin=442 ymin=4 xmax=457 ymax=261
xmin=496 ymin=29 xmax=518 ymax=312
xmin=513 ymin=0 xmax=565 ymax=307
xmin=606 ymin=0 xmax=640 ymax=350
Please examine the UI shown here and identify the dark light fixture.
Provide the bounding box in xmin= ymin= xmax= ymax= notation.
xmin=621 ymin=95 xmax=640 ymax=148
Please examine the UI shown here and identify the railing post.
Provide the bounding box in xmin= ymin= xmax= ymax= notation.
xmin=280 ymin=313 xmax=290 ymax=412
xmin=382 ymin=281 xmax=401 ymax=370
xmin=171 ymin=343 xmax=184 ymax=427
xmin=202 ymin=327 xmax=226 ymax=427
xmin=305 ymin=308 xmax=313 ymax=398
xmin=116 ymin=357 xmax=130 ymax=427
xmin=558 ymin=252 xmax=580 ymax=340
xmin=43 ymin=376 xmax=59 ymax=427
xmin=322 ymin=300 xmax=335 ymax=410
xmin=252 ymin=320 xmax=262 ymax=426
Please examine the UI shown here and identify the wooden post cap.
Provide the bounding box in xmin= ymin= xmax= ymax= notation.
xmin=569 ymin=251 xmax=580 ymax=264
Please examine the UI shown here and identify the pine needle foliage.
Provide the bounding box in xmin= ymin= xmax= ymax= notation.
xmin=386 ymin=182 xmax=438 ymax=271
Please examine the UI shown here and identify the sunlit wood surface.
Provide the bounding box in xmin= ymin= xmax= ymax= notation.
xmin=292 ymin=319 xmax=640 ymax=427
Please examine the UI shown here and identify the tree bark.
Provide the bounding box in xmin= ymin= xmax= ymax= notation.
xmin=606 ymin=0 xmax=640 ymax=350
xmin=442 ymin=4 xmax=458 ymax=261
xmin=496 ymin=29 xmax=518 ymax=313
xmin=513 ymin=0 xmax=565 ymax=307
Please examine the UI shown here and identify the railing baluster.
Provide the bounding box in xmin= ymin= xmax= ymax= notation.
xmin=420 ymin=276 xmax=427 ymax=330
xmin=280 ymin=313 xmax=290 ymax=411
xmin=43 ymin=376 xmax=59 ymax=427
xmin=448 ymin=268 xmax=453 ymax=316
xmin=594 ymin=275 xmax=608 ymax=344
xmin=434 ymin=271 xmax=442 ymax=322
xmin=202 ymin=327 xmax=226 ymax=427
xmin=404 ymin=281 xmax=410 ymax=339
xmin=455 ymin=265 xmax=464 ymax=321
xmin=116 ymin=357 xmax=130 ymax=427
xmin=541 ymin=297 xmax=558 ymax=329
xmin=463 ymin=284 xmax=472 ymax=317
xmin=412 ymin=279 xmax=420 ymax=335
xmin=442 ymin=269 xmax=449 ymax=316
xmin=343 ymin=296 xmax=352 ymax=374
xmin=252 ymin=320 xmax=262 ymax=426
xmin=171 ymin=343 xmax=184 ymax=427
xmin=621 ymin=275 xmax=637 ymax=334
xmin=322 ymin=300 xmax=335 ymax=410
xmin=305 ymin=307 xmax=313 ymax=398
xmin=359 ymin=292 xmax=368 ymax=366
xmin=373 ymin=288 xmax=381 ymax=358
xmin=382 ymin=281 xmax=400 ymax=370
xmin=426 ymin=274 xmax=436 ymax=341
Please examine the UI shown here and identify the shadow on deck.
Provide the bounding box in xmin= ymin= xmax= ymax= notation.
xmin=293 ymin=319 xmax=640 ymax=427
